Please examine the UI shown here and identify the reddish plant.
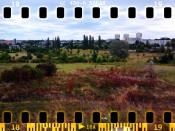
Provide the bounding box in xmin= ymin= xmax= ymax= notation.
xmin=66 ymin=78 xmax=75 ymax=94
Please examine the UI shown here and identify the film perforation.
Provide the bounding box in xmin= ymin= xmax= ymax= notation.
xmin=164 ymin=7 xmax=172 ymax=18
xmin=75 ymin=7 xmax=82 ymax=19
xmin=39 ymin=112 xmax=47 ymax=123
xmin=57 ymin=7 xmax=64 ymax=18
xmin=128 ymin=7 xmax=136 ymax=18
xmin=74 ymin=112 xmax=82 ymax=123
xmin=128 ymin=112 xmax=136 ymax=123
xmin=56 ymin=112 xmax=64 ymax=123
xmin=146 ymin=112 xmax=154 ymax=123
xmin=39 ymin=7 xmax=47 ymax=18
xmin=110 ymin=7 xmax=118 ymax=18
xmin=92 ymin=112 xmax=100 ymax=123
xmin=3 ymin=7 xmax=11 ymax=18
xmin=21 ymin=7 xmax=29 ymax=18
xmin=3 ymin=112 xmax=12 ymax=123
xmin=146 ymin=7 xmax=154 ymax=18
xmin=21 ymin=111 xmax=30 ymax=123
xmin=1 ymin=6 xmax=174 ymax=19
xmin=164 ymin=112 xmax=172 ymax=123
xmin=93 ymin=7 xmax=100 ymax=18
xmin=110 ymin=112 xmax=118 ymax=123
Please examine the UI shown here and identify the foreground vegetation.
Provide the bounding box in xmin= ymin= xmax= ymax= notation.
xmin=0 ymin=38 xmax=174 ymax=125
xmin=0 ymin=52 xmax=174 ymax=125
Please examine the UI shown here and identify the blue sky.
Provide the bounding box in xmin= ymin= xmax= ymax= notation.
xmin=0 ymin=0 xmax=175 ymax=40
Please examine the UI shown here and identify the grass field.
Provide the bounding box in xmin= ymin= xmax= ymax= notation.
xmin=1 ymin=52 xmax=175 ymax=84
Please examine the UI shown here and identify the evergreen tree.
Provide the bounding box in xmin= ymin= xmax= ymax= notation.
xmin=83 ymin=35 xmax=89 ymax=50
xmin=98 ymin=35 xmax=102 ymax=49
xmin=46 ymin=37 xmax=51 ymax=49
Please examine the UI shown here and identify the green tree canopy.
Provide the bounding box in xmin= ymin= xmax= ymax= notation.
xmin=109 ymin=40 xmax=129 ymax=59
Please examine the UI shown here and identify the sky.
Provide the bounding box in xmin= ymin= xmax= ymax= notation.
xmin=0 ymin=0 xmax=175 ymax=40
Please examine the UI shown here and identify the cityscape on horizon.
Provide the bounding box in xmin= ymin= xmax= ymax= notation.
xmin=0 ymin=32 xmax=172 ymax=45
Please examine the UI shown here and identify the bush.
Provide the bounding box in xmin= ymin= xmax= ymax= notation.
xmin=110 ymin=40 xmax=129 ymax=59
xmin=158 ymin=53 xmax=174 ymax=64
xmin=16 ymin=56 xmax=29 ymax=62
xmin=36 ymin=63 xmax=57 ymax=76
xmin=27 ymin=52 xmax=33 ymax=60
xmin=35 ymin=53 xmax=44 ymax=59
xmin=0 ymin=52 xmax=11 ymax=63
xmin=31 ymin=58 xmax=47 ymax=63
xmin=96 ymin=56 xmax=103 ymax=63
xmin=1 ymin=65 xmax=44 ymax=83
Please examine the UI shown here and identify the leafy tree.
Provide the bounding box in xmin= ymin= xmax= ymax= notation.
xmin=109 ymin=40 xmax=129 ymax=59
xmin=27 ymin=52 xmax=33 ymax=60
xmin=91 ymin=49 xmax=98 ymax=62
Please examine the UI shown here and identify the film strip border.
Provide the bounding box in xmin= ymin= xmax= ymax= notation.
xmin=1 ymin=6 xmax=173 ymax=19
xmin=0 ymin=111 xmax=173 ymax=123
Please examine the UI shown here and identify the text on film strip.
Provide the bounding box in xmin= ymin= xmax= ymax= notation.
xmin=0 ymin=111 xmax=173 ymax=130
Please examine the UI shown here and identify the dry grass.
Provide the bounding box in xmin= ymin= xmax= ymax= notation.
xmin=0 ymin=66 xmax=174 ymax=124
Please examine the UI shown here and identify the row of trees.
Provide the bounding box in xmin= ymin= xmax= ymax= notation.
xmin=44 ymin=35 xmax=107 ymax=51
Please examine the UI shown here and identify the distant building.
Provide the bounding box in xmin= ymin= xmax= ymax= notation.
xmin=121 ymin=33 xmax=170 ymax=45
xmin=136 ymin=32 xmax=142 ymax=40
xmin=128 ymin=38 xmax=137 ymax=44
xmin=9 ymin=44 xmax=20 ymax=50
xmin=12 ymin=39 xmax=17 ymax=45
xmin=123 ymin=34 xmax=129 ymax=41
xmin=115 ymin=34 xmax=120 ymax=40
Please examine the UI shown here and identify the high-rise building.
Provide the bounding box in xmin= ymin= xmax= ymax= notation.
xmin=136 ymin=32 xmax=142 ymax=40
xmin=12 ymin=38 xmax=17 ymax=45
xmin=115 ymin=34 xmax=120 ymax=40
xmin=123 ymin=34 xmax=129 ymax=41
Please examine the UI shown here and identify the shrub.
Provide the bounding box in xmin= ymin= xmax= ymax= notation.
xmin=1 ymin=65 xmax=44 ymax=83
xmin=109 ymin=40 xmax=129 ymax=59
xmin=96 ymin=56 xmax=103 ymax=63
xmin=35 ymin=53 xmax=44 ymax=59
xmin=31 ymin=58 xmax=47 ymax=63
xmin=27 ymin=52 xmax=33 ymax=60
xmin=158 ymin=53 xmax=174 ymax=64
xmin=0 ymin=52 xmax=11 ymax=63
xmin=67 ymin=55 xmax=87 ymax=63
xmin=16 ymin=56 xmax=29 ymax=62
xmin=36 ymin=63 xmax=57 ymax=76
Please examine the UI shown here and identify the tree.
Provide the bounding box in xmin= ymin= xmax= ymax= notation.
xmin=109 ymin=40 xmax=129 ymax=59
xmin=69 ymin=40 xmax=73 ymax=54
xmin=170 ymin=39 xmax=175 ymax=49
xmin=82 ymin=35 xmax=89 ymax=50
xmin=91 ymin=49 xmax=98 ymax=62
xmin=46 ymin=37 xmax=51 ymax=49
xmin=98 ymin=35 xmax=102 ymax=49
xmin=56 ymin=36 xmax=61 ymax=50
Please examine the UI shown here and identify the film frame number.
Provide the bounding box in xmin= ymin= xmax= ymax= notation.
xmin=11 ymin=124 xmax=20 ymax=131
xmin=154 ymin=0 xmax=163 ymax=7
xmin=11 ymin=0 xmax=20 ymax=8
xmin=154 ymin=124 xmax=163 ymax=130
